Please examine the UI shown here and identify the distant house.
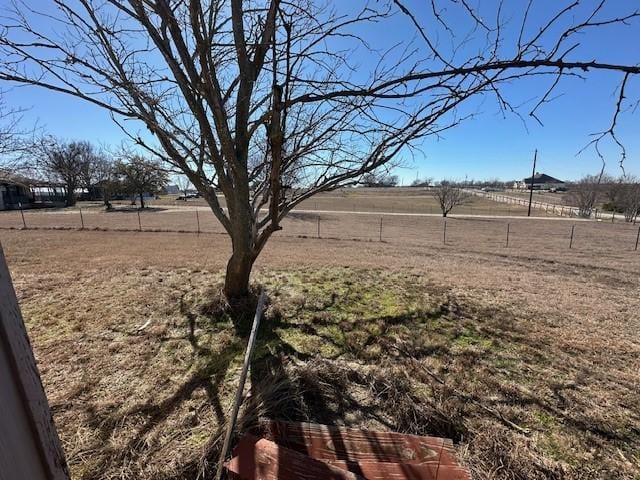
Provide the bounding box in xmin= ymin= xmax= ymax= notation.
xmin=519 ymin=173 xmax=565 ymax=191
xmin=165 ymin=184 xmax=180 ymax=194
xmin=0 ymin=172 xmax=67 ymax=210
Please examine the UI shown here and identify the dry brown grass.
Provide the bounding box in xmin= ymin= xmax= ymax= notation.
xmin=1 ymin=227 xmax=639 ymax=479
xmin=2 ymin=205 xmax=638 ymax=257
xmin=67 ymin=186 xmax=531 ymax=215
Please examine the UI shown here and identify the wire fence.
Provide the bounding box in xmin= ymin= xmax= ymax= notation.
xmin=2 ymin=206 xmax=639 ymax=254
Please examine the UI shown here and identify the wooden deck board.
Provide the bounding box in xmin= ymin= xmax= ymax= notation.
xmin=227 ymin=434 xmax=365 ymax=480
xmin=227 ymin=422 xmax=471 ymax=480
xmin=265 ymin=421 xmax=458 ymax=466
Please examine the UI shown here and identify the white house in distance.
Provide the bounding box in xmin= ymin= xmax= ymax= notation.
xmin=513 ymin=172 xmax=566 ymax=191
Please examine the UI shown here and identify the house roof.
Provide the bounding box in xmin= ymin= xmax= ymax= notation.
xmin=522 ymin=173 xmax=564 ymax=184
xmin=0 ymin=170 xmax=64 ymax=188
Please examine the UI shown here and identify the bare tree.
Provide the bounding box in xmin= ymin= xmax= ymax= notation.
xmin=568 ymin=174 xmax=602 ymax=218
xmin=601 ymin=174 xmax=622 ymax=208
xmin=0 ymin=91 xmax=32 ymax=161
xmin=619 ymin=177 xmax=640 ymax=223
xmin=116 ymin=155 xmax=168 ymax=209
xmin=0 ymin=1 xmax=638 ymax=306
xmin=175 ymin=175 xmax=193 ymax=199
xmin=91 ymin=156 xmax=119 ymax=210
xmin=33 ymin=139 xmax=97 ymax=206
xmin=434 ymin=181 xmax=469 ymax=217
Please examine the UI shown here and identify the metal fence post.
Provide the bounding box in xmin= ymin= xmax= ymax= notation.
xmin=195 ymin=209 xmax=200 ymax=234
xmin=317 ymin=216 xmax=320 ymax=238
xmin=443 ymin=219 xmax=447 ymax=244
xmin=505 ymin=223 xmax=510 ymax=248
xmin=379 ymin=217 xmax=383 ymax=242
xmin=79 ymin=207 xmax=85 ymax=229
xmin=569 ymin=225 xmax=575 ymax=249
xmin=635 ymin=226 xmax=640 ymax=251
xmin=137 ymin=209 xmax=142 ymax=231
xmin=18 ymin=202 xmax=26 ymax=229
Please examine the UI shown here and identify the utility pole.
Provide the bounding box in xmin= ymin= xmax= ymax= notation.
xmin=527 ymin=150 xmax=537 ymax=217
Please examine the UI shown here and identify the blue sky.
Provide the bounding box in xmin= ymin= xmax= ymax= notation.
xmin=2 ymin=0 xmax=639 ymax=184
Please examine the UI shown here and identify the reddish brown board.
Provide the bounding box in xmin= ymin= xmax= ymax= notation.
xmin=265 ymin=421 xmax=459 ymax=466
xmin=227 ymin=434 xmax=365 ymax=480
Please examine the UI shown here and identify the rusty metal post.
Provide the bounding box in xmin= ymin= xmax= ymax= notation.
xmin=569 ymin=225 xmax=575 ymax=249
xmin=215 ymin=291 xmax=266 ymax=480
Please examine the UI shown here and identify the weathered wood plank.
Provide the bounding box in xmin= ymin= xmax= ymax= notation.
xmin=0 ymin=243 xmax=69 ymax=480
xmin=226 ymin=434 xmax=364 ymax=480
xmin=265 ymin=421 xmax=458 ymax=466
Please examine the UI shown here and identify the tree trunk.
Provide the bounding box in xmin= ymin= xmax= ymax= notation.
xmin=442 ymin=211 xmax=448 ymax=217
xmin=139 ymin=192 xmax=145 ymax=209
xmin=224 ymin=250 xmax=255 ymax=301
xmin=65 ymin=184 xmax=76 ymax=206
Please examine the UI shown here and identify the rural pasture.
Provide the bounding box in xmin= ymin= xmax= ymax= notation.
xmin=1 ymin=189 xmax=638 ymax=253
xmin=154 ymin=187 xmax=531 ymax=215
xmin=1 ymin=190 xmax=640 ymax=479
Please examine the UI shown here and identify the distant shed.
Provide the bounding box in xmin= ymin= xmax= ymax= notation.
xmin=0 ymin=171 xmax=67 ymax=210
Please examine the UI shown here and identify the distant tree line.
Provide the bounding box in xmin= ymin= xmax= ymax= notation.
xmin=19 ymin=138 xmax=168 ymax=209
xmin=360 ymin=172 xmax=399 ymax=188
xmin=569 ymin=174 xmax=640 ymax=222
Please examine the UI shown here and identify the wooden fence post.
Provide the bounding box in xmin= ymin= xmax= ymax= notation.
xmin=317 ymin=216 xmax=320 ymax=239
xmin=443 ymin=220 xmax=447 ymax=244
xmin=635 ymin=226 xmax=640 ymax=251
xmin=379 ymin=217 xmax=383 ymax=242
xmin=195 ymin=209 xmax=200 ymax=234
xmin=505 ymin=223 xmax=510 ymax=248
xmin=0 ymin=244 xmax=69 ymax=479
xmin=137 ymin=210 xmax=142 ymax=231
xmin=79 ymin=207 xmax=84 ymax=229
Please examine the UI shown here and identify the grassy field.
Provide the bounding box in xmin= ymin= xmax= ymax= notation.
xmin=140 ymin=187 xmax=532 ymax=215
xmin=2 ymin=219 xmax=639 ymax=479
xmin=2 ymin=203 xmax=638 ymax=254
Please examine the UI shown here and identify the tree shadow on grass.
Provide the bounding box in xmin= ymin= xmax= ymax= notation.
xmin=73 ymin=283 xmax=632 ymax=480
